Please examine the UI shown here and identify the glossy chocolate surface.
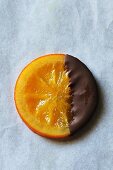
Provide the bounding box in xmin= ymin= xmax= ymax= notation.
xmin=65 ymin=55 xmax=98 ymax=134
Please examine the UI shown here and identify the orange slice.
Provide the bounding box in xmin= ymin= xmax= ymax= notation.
xmin=15 ymin=54 xmax=71 ymax=138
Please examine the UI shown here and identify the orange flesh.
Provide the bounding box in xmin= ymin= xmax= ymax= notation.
xmin=15 ymin=54 xmax=71 ymax=138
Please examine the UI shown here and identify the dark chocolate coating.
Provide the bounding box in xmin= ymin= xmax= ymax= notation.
xmin=65 ymin=55 xmax=98 ymax=134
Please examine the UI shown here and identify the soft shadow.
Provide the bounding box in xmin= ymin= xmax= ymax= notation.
xmin=44 ymin=79 xmax=104 ymax=144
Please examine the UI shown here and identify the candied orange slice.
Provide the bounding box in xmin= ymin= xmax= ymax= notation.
xmin=15 ymin=54 xmax=71 ymax=138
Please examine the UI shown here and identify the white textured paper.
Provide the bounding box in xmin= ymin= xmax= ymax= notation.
xmin=0 ymin=0 xmax=113 ymax=170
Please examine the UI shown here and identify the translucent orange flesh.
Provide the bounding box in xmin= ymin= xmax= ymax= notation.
xmin=15 ymin=54 xmax=71 ymax=137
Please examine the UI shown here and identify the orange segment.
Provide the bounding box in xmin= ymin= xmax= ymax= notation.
xmin=15 ymin=54 xmax=71 ymax=138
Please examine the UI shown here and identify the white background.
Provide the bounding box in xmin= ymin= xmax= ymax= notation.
xmin=0 ymin=0 xmax=113 ymax=170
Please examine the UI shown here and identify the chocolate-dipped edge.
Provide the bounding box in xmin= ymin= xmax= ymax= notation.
xmin=65 ymin=54 xmax=98 ymax=134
